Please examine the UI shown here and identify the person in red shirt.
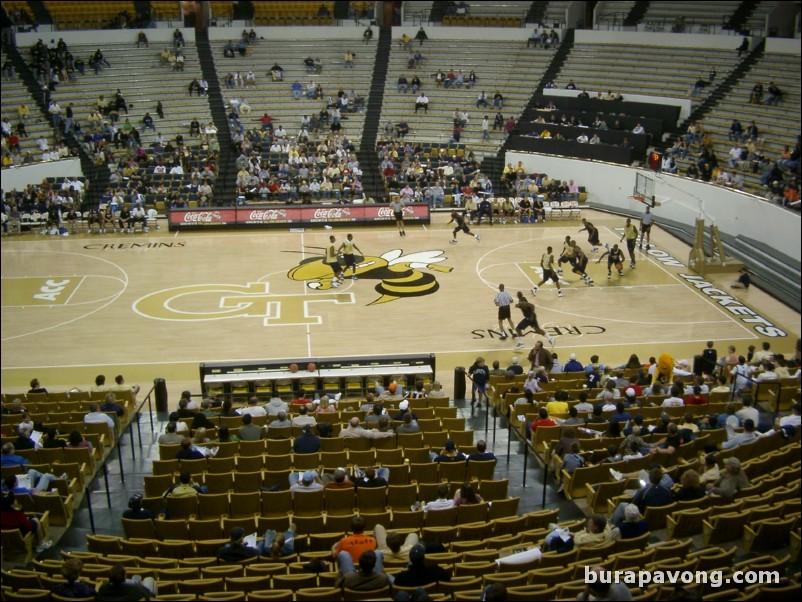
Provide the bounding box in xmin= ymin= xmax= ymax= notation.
xmin=530 ymin=407 xmax=556 ymax=437
xmin=684 ymin=386 xmax=708 ymax=405
xmin=0 ymin=491 xmax=51 ymax=551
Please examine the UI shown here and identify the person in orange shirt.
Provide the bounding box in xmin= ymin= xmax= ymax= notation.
xmin=332 ymin=516 xmax=379 ymax=575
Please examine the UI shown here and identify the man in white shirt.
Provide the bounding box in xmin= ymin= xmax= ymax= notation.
xmin=632 ymin=124 xmax=645 ymax=135
xmin=421 ymin=483 xmax=455 ymax=513
xmin=84 ymin=403 xmax=115 ymax=429
xmin=736 ymin=398 xmax=759 ymax=426
xmin=751 ymin=342 xmax=774 ymax=365
xmin=241 ymin=397 xmax=266 ymax=417
xmin=291 ymin=404 xmax=317 ymax=427
xmin=660 ymin=385 xmax=685 ymax=408
xmin=415 ymin=93 xmax=428 ymax=113
xmin=731 ymin=357 xmax=753 ymax=391
xmin=722 ymin=419 xmax=758 ymax=450
xmin=756 ymin=362 xmax=779 ymax=381
xmin=778 ymin=403 xmax=801 ymax=430
xmin=576 ymin=133 xmax=589 ymax=143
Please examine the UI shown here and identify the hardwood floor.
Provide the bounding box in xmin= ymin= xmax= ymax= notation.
xmin=2 ymin=210 xmax=799 ymax=402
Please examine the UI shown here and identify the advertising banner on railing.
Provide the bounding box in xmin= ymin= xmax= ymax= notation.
xmin=169 ymin=204 xmax=430 ymax=230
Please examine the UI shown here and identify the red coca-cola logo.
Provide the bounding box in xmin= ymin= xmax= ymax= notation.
xmin=249 ymin=209 xmax=287 ymax=220
xmin=313 ymin=208 xmax=351 ymax=219
xmin=376 ymin=207 xmax=395 ymax=218
xmin=183 ymin=211 xmax=222 ymax=223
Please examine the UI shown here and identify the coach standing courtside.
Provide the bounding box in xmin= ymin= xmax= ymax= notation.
xmin=495 ymin=284 xmax=515 ymax=340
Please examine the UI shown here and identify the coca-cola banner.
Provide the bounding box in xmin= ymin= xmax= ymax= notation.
xmin=169 ymin=204 xmax=430 ymax=230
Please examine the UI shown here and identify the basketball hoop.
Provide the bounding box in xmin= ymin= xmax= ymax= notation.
xmin=629 ymin=195 xmax=647 ymax=204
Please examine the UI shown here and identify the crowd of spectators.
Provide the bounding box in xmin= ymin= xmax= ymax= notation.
xmin=376 ymin=137 xmax=583 ymax=218
xmin=231 ymin=132 xmax=364 ymax=204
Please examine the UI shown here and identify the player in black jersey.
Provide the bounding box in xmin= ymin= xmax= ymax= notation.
xmin=448 ymin=210 xmax=480 ymax=244
xmin=597 ymin=243 xmax=625 ymax=279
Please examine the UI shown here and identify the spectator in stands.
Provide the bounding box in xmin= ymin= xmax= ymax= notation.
xmin=293 ymin=424 xmax=321 ymax=454
xmin=569 ymin=514 xmax=613 ymax=548
xmin=68 ymin=430 xmax=92 ymax=451
xmin=290 ymin=470 xmax=324 ymax=493
xmin=765 ymin=81 xmax=783 ymax=106
xmin=84 ymin=402 xmax=115 ymax=429
xmin=42 ymin=428 xmax=66 ymax=449
xmin=264 ymin=524 xmax=297 ymax=559
xmin=492 ymin=91 xmax=504 ymax=110
xmin=374 ymin=524 xmax=418 ymax=562
xmin=453 ymin=482 xmax=482 ymax=506
xmin=174 ymin=438 xmax=205 ymax=461
xmin=101 ymin=393 xmax=125 ymax=417
xmin=336 ymin=549 xmax=391 ymax=591
xmin=415 ymin=92 xmax=428 ymax=113
xmin=415 ymin=26 xmax=428 ymax=45
xmin=612 ymin=467 xmax=673 ymax=524
xmin=722 ymin=418 xmax=759 ymax=450
xmin=332 ymin=515 xmax=378 ymax=570
xmin=218 ymin=527 xmax=260 ymax=562
xmin=166 ymin=471 xmax=206 ymax=497
xmin=776 ymin=402 xmax=801 ymax=435
xmin=749 ymin=82 xmax=764 ymax=104
xmin=265 ymin=396 xmax=287 ymax=416
xmin=292 ymin=404 xmax=317 ymax=428
xmin=394 ymin=543 xmax=452 ymax=587
xmin=241 ymin=396 xmax=266 ymax=417
xmin=270 ymin=63 xmax=284 ymax=81
xmin=505 ymin=116 xmax=516 ymax=136
xmin=430 ymin=439 xmax=466 ymax=462
xmin=239 ymin=413 xmax=264 ymax=441
xmin=466 ymin=439 xmax=496 ymax=462
xmin=158 ymin=422 xmax=183 ymax=445
xmin=123 ymin=493 xmax=155 ymax=521
xmin=354 ymin=466 xmax=389 ymax=489
xmin=415 ymin=483 xmax=455 ymax=514
xmin=1 ymin=490 xmax=52 ymax=552
xmin=51 ymin=558 xmax=97 ymax=599
xmin=268 ymin=410 xmax=292 ymax=431
xmin=674 ymin=469 xmax=706 ymax=502
xmin=707 ymin=456 xmax=749 ymax=498
xmin=611 ymin=504 xmax=649 ymax=540
xmin=363 ymin=26 xmax=373 ymax=44
xmin=397 ymin=74 xmax=409 ymax=93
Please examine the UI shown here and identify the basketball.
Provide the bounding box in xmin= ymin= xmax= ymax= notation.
xmin=307 ymin=362 xmax=317 ymax=372
xmin=289 ymin=363 xmax=298 ymax=373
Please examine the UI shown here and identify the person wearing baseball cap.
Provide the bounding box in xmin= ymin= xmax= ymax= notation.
xmin=289 ymin=470 xmax=323 ymax=493
xmin=393 ymin=399 xmax=418 ymax=423
xmin=393 ymin=543 xmax=452 ymax=587
xmin=218 ymin=526 xmax=260 ymax=562
xmin=429 ymin=439 xmax=466 ymax=462
xmin=707 ymin=456 xmax=750 ymax=499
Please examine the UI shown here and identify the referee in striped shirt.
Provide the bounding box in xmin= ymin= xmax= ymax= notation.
xmin=495 ymin=283 xmax=515 ymax=340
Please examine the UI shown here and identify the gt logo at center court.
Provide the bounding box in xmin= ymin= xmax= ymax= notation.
xmin=133 ymin=282 xmax=353 ymax=326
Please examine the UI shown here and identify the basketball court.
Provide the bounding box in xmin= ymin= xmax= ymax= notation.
xmin=2 ymin=210 xmax=799 ymax=400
